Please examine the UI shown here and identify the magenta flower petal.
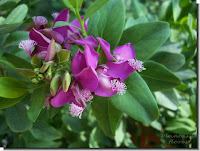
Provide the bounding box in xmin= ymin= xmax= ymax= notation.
xmin=76 ymin=66 xmax=99 ymax=91
xmin=29 ymin=28 xmax=50 ymax=47
xmin=64 ymin=41 xmax=71 ymax=50
xmin=94 ymin=85 xmax=117 ymax=97
xmin=113 ymin=43 xmax=136 ymax=60
xmin=53 ymin=26 xmax=69 ymax=39
xmin=97 ymin=37 xmax=114 ymax=60
xmin=31 ymin=46 xmax=47 ymax=59
xmin=32 ymin=16 xmax=48 ymax=30
xmin=71 ymin=50 xmax=87 ymax=75
xmin=41 ymin=29 xmax=64 ymax=44
xmin=69 ymin=35 xmax=98 ymax=47
xmin=70 ymin=16 xmax=89 ymax=32
xmin=106 ymin=61 xmax=134 ymax=81
xmin=53 ymin=8 xmax=70 ymax=26
xmin=84 ymin=44 xmax=99 ymax=69
xmin=51 ymin=90 xmax=75 ymax=107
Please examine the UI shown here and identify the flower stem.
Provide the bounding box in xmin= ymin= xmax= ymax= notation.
xmin=75 ymin=9 xmax=87 ymax=37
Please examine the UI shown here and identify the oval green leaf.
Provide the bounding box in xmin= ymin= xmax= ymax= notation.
xmin=139 ymin=60 xmax=181 ymax=92
xmin=4 ymin=52 xmax=33 ymax=69
xmin=27 ymin=87 xmax=49 ymax=122
xmin=91 ymin=96 xmax=122 ymax=138
xmin=150 ymin=51 xmax=185 ymax=71
xmin=111 ymin=72 xmax=159 ymax=125
xmin=154 ymin=89 xmax=179 ymax=111
xmin=4 ymin=102 xmax=33 ymax=133
xmin=94 ymin=0 xmax=125 ymax=49
xmin=84 ymin=0 xmax=110 ymax=20
xmin=119 ymin=22 xmax=170 ymax=61
xmin=0 ymin=77 xmax=28 ymax=98
xmin=30 ymin=120 xmax=62 ymax=141
xmin=0 ymin=94 xmax=27 ymax=109
xmin=2 ymin=4 xmax=28 ymax=24
xmin=165 ymin=118 xmax=196 ymax=135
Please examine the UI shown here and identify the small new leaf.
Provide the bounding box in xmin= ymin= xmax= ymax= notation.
xmin=16 ymin=68 xmax=37 ymax=78
xmin=56 ymin=49 xmax=70 ymax=65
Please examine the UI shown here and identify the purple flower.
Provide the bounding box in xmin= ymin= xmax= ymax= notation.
xmin=50 ymin=44 xmax=100 ymax=118
xmin=93 ymin=38 xmax=145 ymax=97
xmin=19 ymin=16 xmax=64 ymax=61
xmin=52 ymin=9 xmax=98 ymax=50
xmin=51 ymin=81 xmax=93 ymax=118
xmin=71 ymin=44 xmax=99 ymax=92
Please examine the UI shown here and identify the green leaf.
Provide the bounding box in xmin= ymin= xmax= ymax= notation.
xmin=178 ymin=101 xmax=191 ymax=118
xmin=54 ymin=21 xmax=83 ymax=33
xmin=150 ymin=120 xmax=162 ymax=131
xmin=2 ymin=4 xmax=28 ymax=24
xmin=30 ymin=120 xmax=62 ymax=141
xmin=111 ymin=72 xmax=159 ymax=125
xmin=84 ymin=0 xmax=110 ymax=20
xmin=0 ymin=0 xmax=21 ymax=11
xmin=114 ymin=118 xmax=126 ymax=147
xmin=27 ymin=87 xmax=49 ymax=122
xmin=123 ymin=133 xmax=137 ymax=148
xmin=4 ymin=52 xmax=33 ymax=69
xmin=165 ymin=118 xmax=196 ymax=135
xmin=150 ymin=52 xmax=185 ymax=71
xmin=47 ymin=105 xmax=59 ymax=119
xmin=3 ymin=31 xmax=29 ymax=47
xmin=0 ymin=17 xmax=5 ymax=24
xmin=60 ymin=0 xmax=75 ymax=12
xmin=62 ymin=113 xmax=87 ymax=133
xmin=158 ymin=0 xmax=172 ymax=20
xmin=91 ymin=96 xmax=122 ymax=138
xmin=125 ymin=16 xmax=147 ymax=29
xmin=0 ymin=77 xmax=28 ymax=98
xmin=24 ymin=131 xmax=61 ymax=148
xmin=139 ymin=61 xmax=181 ymax=92
xmin=0 ymin=18 xmax=32 ymax=35
xmin=119 ymin=22 xmax=170 ymax=61
xmin=172 ymin=0 xmax=181 ymax=21
xmin=95 ymin=0 xmax=125 ymax=49
xmin=56 ymin=49 xmax=70 ymax=65
xmin=0 ymin=116 xmax=7 ymax=135
xmin=68 ymin=0 xmax=83 ymax=9
xmin=89 ymin=126 xmax=112 ymax=148
xmin=87 ymin=10 xmax=100 ymax=36
xmin=174 ymin=69 xmax=197 ymax=81
xmin=131 ymin=0 xmax=147 ymax=19
xmin=154 ymin=89 xmax=179 ymax=111
xmin=4 ymin=102 xmax=33 ymax=132
xmin=16 ymin=68 xmax=37 ymax=78
xmin=0 ymin=94 xmax=27 ymax=109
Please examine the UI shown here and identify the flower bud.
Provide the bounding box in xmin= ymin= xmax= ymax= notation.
xmin=40 ymin=61 xmax=54 ymax=73
xmin=62 ymin=71 xmax=71 ymax=92
xmin=37 ymin=74 xmax=44 ymax=81
xmin=50 ymin=75 xmax=61 ymax=96
xmin=32 ymin=78 xmax=39 ymax=84
xmin=34 ymin=68 xmax=40 ymax=74
xmin=56 ymin=49 xmax=70 ymax=65
xmin=45 ymin=65 xmax=52 ymax=79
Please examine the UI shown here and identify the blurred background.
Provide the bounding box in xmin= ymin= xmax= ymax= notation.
xmin=0 ymin=0 xmax=197 ymax=148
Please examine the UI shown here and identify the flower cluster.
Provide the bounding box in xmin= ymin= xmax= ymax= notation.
xmin=18 ymin=9 xmax=145 ymax=118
